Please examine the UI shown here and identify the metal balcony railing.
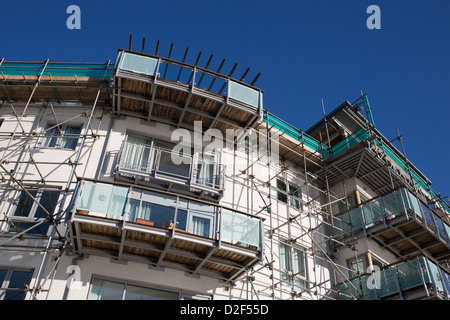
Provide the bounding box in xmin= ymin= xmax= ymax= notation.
xmin=337 ymin=256 xmax=450 ymax=300
xmin=71 ymin=180 xmax=263 ymax=251
xmin=332 ymin=188 xmax=450 ymax=245
xmin=116 ymin=140 xmax=225 ymax=195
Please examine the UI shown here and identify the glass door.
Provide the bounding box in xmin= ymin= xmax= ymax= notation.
xmin=121 ymin=134 xmax=154 ymax=173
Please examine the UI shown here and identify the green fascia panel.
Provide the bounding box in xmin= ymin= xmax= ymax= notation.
xmin=262 ymin=111 xmax=328 ymax=156
xmin=0 ymin=61 xmax=113 ymax=78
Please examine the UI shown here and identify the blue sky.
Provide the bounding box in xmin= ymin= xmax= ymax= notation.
xmin=2 ymin=0 xmax=450 ymax=199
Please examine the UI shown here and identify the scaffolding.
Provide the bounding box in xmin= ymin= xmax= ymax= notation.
xmin=230 ymin=93 xmax=450 ymax=300
xmin=228 ymin=107 xmax=362 ymax=300
xmin=0 ymin=58 xmax=113 ymax=299
xmin=0 ymin=38 xmax=449 ymax=301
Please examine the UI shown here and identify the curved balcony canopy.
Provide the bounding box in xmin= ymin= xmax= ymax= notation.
xmin=112 ymin=50 xmax=263 ymax=133
xmin=68 ymin=179 xmax=264 ymax=283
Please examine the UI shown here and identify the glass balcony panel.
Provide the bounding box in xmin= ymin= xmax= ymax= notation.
xmin=119 ymin=53 xmax=158 ymax=76
xmin=331 ymin=215 xmax=345 ymax=238
xmin=362 ymin=199 xmax=384 ymax=227
xmin=396 ymin=259 xmax=424 ymax=291
xmin=445 ymin=224 xmax=450 ymax=244
xmin=427 ymin=260 xmax=445 ymax=293
xmin=382 ymin=189 xmax=405 ymax=218
xmin=377 ymin=268 xmax=399 ymax=298
xmin=77 ymin=182 xmax=128 ymax=219
xmin=360 ymin=275 xmax=377 ymax=300
xmin=348 ymin=207 xmax=363 ymax=233
xmin=332 ymin=208 xmax=362 ymax=238
xmin=420 ymin=202 xmax=435 ymax=230
xmin=221 ymin=209 xmax=261 ymax=249
xmin=228 ymin=80 xmax=260 ymax=108
xmin=338 ymin=278 xmax=366 ymax=300
xmin=442 ymin=269 xmax=450 ymax=294
xmin=175 ymin=209 xmax=188 ymax=231
xmin=407 ymin=190 xmax=423 ymax=219
xmin=432 ymin=213 xmax=448 ymax=241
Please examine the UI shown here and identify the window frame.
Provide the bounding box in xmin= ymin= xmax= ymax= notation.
xmin=186 ymin=211 xmax=215 ymax=238
xmin=40 ymin=122 xmax=83 ymax=150
xmin=347 ymin=255 xmax=366 ymax=278
xmin=8 ymin=188 xmax=61 ymax=236
xmin=276 ymin=179 xmax=301 ymax=210
xmin=279 ymin=242 xmax=308 ymax=290
xmin=0 ymin=267 xmax=34 ymax=300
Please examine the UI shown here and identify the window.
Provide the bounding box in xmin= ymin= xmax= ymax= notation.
xmin=280 ymin=243 xmax=307 ymax=289
xmin=41 ymin=123 xmax=82 ymax=150
xmin=347 ymin=256 xmax=365 ymax=278
xmin=347 ymin=254 xmax=386 ymax=278
xmin=188 ymin=212 xmax=213 ymax=238
xmin=277 ymin=179 xmax=301 ymax=210
xmin=125 ymin=188 xmax=216 ymax=238
xmin=127 ymin=199 xmax=175 ymax=229
xmin=88 ymin=278 xmax=192 ymax=300
xmin=9 ymin=189 xmax=60 ymax=236
xmin=0 ymin=268 xmax=33 ymax=300
xmin=193 ymin=152 xmax=220 ymax=189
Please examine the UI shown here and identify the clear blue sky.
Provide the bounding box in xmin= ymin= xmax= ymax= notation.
xmin=2 ymin=0 xmax=450 ymax=199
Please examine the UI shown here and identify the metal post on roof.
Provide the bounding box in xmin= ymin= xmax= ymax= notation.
xmin=141 ymin=36 xmax=146 ymax=53
xmin=155 ymin=39 xmax=160 ymax=56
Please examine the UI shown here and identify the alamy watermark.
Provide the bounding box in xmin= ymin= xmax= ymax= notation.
xmin=366 ymin=265 xmax=381 ymax=290
xmin=66 ymin=265 xmax=82 ymax=289
xmin=66 ymin=5 xmax=81 ymax=30
xmin=366 ymin=5 xmax=381 ymax=30
xmin=170 ymin=121 xmax=280 ymax=176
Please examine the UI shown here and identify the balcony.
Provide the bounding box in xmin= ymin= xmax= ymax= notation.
xmin=337 ymin=256 xmax=450 ymax=300
xmin=112 ymin=50 xmax=263 ymax=133
xmin=332 ymin=188 xmax=450 ymax=263
xmin=68 ymin=179 xmax=264 ymax=283
xmin=116 ymin=140 xmax=225 ymax=201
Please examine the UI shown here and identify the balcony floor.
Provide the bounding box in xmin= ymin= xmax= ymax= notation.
xmin=69 ymin=212 xmax=261 ymax=283
xmin=364 ymin=213 xmax=450 ymax=263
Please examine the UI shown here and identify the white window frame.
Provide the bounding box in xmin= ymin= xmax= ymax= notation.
xmin=276 ymin=179 xmax=301 ymax=210
xmin=0 ymin=267 xmax=34 ymax=300
xmin=41 ymin=122 xmax=83 ymax=150
xmin=186 ymin=211 xmax=215 ymax=238
xmin=280 ymin=242 xmax=308 ymax=290
xmin=8 ymin=188 xmax=61 ymax=235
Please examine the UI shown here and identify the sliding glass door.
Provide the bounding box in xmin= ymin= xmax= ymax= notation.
xmin=121 ymin=134 xmax=154 ymax=173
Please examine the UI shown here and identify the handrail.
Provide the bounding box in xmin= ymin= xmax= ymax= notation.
xmin=118 ymin=140 xmax=225 ymax=192
xmin=72 ymin=179 xmax=264 ymax=249
xmin=336 ymin=256 xmax=450 ymax=300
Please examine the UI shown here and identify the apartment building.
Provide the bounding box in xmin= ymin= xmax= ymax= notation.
xmin=0 ymin=46 xmax=448 ymax=300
